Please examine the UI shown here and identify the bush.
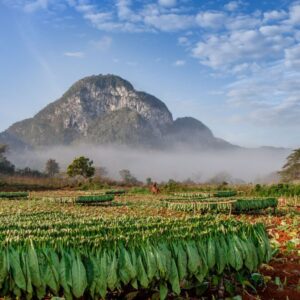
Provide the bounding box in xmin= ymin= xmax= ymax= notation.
xmin=253 ymin=184 xmax=300 ymax=197
xmin=0 ymin=192 xmax=29 ymax=199
xmin=76 ymin=195 xmax=114 ymax=204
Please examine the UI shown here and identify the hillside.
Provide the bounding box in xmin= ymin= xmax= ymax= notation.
xmin=0 ymin=74 xmax=236 ymax=150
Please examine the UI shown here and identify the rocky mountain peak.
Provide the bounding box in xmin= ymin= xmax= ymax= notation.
xmin=35 ymin=74 xmax=173 ymax=136
xmin=0 ymin=74 xmax=236 ymax=150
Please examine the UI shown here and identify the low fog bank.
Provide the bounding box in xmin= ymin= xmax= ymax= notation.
xmin=8 ymin=144 xmax=290 ymax=183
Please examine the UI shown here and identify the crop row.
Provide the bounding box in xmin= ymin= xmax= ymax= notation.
xmin=172 ymin=192 xmax=210 ymax=198
xmin=0 ymin=192 xmax=29 ymax=199
xmin=0 ymin=214 xmax=248 ymax=245
xmin=164 ymin=198 xmax=278 ymax=213
xmin=234 ymin=198 xmax=278 ymax=212
xmin=0 ymin=214 xmax=271 ymax=299
xmin=213 ymin=191 xmax=237 ymax=197
xmin=171 ymin=191 xmax=237 ymax=199
xmin=163 ymin=201 xmax=235 ymax=213
xmin=76 ymin=195 xmax=114 ymax=204
xmin=164 ymin=197 xmax=234 ymax=203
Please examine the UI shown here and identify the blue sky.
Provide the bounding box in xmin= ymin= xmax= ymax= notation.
xmin=0 ymin=0 xmax=299 ymax=148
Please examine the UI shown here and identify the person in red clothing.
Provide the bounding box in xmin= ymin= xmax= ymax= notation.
xmin=150 ymin=182 xmax=160 ymax=194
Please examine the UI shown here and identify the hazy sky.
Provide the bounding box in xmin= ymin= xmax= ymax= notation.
xmin=0 ymin=0 xmax=299 ymax=148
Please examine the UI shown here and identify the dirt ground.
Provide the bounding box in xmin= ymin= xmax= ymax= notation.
xmin=237 ymin=206 xmax=300 ymax=300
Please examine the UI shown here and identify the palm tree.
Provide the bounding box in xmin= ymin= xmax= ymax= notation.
xmin=279 ymin=149 xmax=300 ymax=182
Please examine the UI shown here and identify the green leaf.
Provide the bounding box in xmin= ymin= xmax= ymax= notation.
xmin=169 ymin=258 xmax=180 ymax=295
xmin=27 ymin=243 xmax=42 ymax=288
xmin=185 ymin=241 xmax=200 ymax=274
xmin=9 ymin=248 xmax=26 ymax=291
xmin=0 ymin=249 xmax=8 ymax=288
xmin=71 ymin=253 xmax=87 ymax=298
xmin=107 ymin=251 xmax=118 ymax=290
xmin=98 ymin=250 xmax=108 ymax=299
xmin=137 ymin=254 xmax=149 ymax=288
xmin=176 ymin=242 xmax=187 ymax=281
xmin=207 ymin=238 xmax=216 ymax=269
xmin=119 ymin=246 xmax=135 ymax=285
xmin=159 ymin=282 xmax=168 ymax=300
xmin=23 ymin=252 xmax=33 ymax=298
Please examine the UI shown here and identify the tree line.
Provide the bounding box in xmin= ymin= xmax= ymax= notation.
xmin=0 ymin=145 xmax=140 ymax=184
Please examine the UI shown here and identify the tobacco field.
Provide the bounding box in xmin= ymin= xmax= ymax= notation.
xmin=0 ymin=190 xmax=299 ymax=299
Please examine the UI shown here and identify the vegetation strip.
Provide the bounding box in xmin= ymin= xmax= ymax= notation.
xmin=0 ymin=213 xmax=272 ymax=299
xmin=234 ymin=198 xmax=278 ymax=212
xmin=164 ymin=197 xmax=278 ymax=213
xmin=213 ymin=191 xmax=237 ymax=197
xmin=0 ymin=192 xmax=29 ymax=199
xmin=76 ymin=195 xmax=114 ymax=204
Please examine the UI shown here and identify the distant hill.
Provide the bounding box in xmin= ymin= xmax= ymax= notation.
xmin=0 ymin=74 xmax=236 ymax=151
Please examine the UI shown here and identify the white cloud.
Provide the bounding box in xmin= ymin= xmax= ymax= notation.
xmin=144 ymin=13 xmax=195 ymax=31
xmin=158 ymin=0 xmax=177 ymax=7
xmin=192 ymin=29 xmax=292 ymax=69
xmin=116 ymin=0 xmax=131 ymax=19
xmin=82 ymin=11 xmax=112 ymax=24
xmin=224 ymin=1 xmax=240 ymax=12
xmin=288 ymin=3 xmax=300 ymax=25
xmin=116 ymin=0 xmax=141 ymax=22
xmin=82 ymin=11 xmax=127 ymax=32
xmin=24 ymin=0 xmax=48 ymax=13
xmin=75 ymin=3 xmax=95 ymax=13
xmin=90 ymin=36 xmax=112 ymax=50
xmin=173 ymin=60 xmax=185 ymax=66
xmin=226 ymin=62 xmax=300 ymax=126
xmin=69 ymin=0 xmax=195 ymax=32
xmin=191 ymin=4 xmax=299 ymax=73
xmin=231 ymin=62 xmax=261 ymax=75
xmin=263 ymin=10 xmax=288 ymax=22
xmin=285 ymin=44 xmax=300 ymax=69
xmin=226 ymin=14 xmax=261 ymax=30
xmin=178 ymin=36 xmax=190 ymax=46
xmin=196 ymin=12 xmax=226 ymax=29
xmin=259 ymin=25 xmax=291 ymax=36
xmin=63 ymin=51 xmax=84 ymax=58
xmin=74 ymin=1 xmax=146 ymax=32
xmin=5 ymin=0 xmax=300 ymax=70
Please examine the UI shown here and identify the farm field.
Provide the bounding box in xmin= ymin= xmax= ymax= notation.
xmin=0 ymin=190 xmax=299 ymax=300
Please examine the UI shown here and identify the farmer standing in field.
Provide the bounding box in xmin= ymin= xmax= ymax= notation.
xmin=150 ymin=182 xmax=160 ymax=194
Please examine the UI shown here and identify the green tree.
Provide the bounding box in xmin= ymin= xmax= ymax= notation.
xmin=0 ymin=145 xmax=15 ymax=175
xmin=119 ymin=169 xmax=138 ymax=184
xmin=279 ymin=149 xmax=300 ymax=182
xmin=45 ymin=159 xmax=60 ymax=177
xmin=146 ymin=177 xmax=152 ymax=185
xmin=16 ymin=167 xmax=44 ymax=178
xmin=67 ymin=156 xmax=95 ymax=178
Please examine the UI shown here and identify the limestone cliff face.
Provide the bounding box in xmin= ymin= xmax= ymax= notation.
xmin=0 ymin=74 xmax=236 ymax=150
xmin=2 ymin=75 xmax=173 ymax=147
xmin=38 ymin=75 xmax=173 ymax=135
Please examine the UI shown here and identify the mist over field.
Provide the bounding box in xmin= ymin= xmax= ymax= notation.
xmin=8 ymin=145 xmax=290 ymax=183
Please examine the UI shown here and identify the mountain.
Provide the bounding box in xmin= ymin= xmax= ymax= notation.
xmin=0 ymin=74 xmax=236 ymax=151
